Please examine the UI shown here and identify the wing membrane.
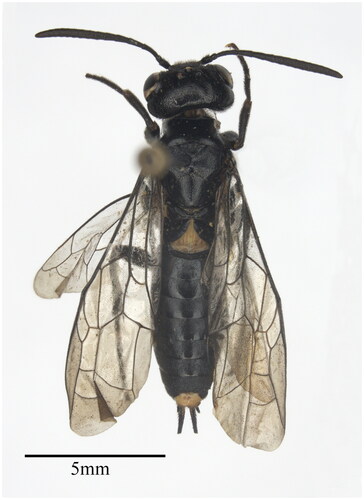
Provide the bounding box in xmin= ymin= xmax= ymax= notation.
xmin=34 ymin=194 xmax=130 ymax=298
xmin=205 ymin=164 xmax=286 ymax=451
xmin=66 ymin=176 xmax=163 ymax=435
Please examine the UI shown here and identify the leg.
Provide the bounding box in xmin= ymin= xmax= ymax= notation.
xmin=221 ymin=43 xmax=252 ymax=151
xmin=85 ymin=73 xmax=160 ymax=142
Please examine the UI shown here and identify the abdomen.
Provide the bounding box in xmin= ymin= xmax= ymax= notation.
xmin=154 ymin=245 xmax=213 ymax=403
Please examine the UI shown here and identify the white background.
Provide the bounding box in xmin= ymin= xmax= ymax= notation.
xmin=3 ymin=2 xmax=361 ymax=497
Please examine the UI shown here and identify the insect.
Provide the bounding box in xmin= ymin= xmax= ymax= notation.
xmin=34 ymin=28 xmax=342 ymax=451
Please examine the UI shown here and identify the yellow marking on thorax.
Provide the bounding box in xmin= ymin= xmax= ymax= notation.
xmin=170 ymin=219 xmax=209 ymax=253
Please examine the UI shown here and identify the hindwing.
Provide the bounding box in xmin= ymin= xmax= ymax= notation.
xmin=35 ymin=176 xmax=163 ymax=435
xmin=205 ymin=165 xmax=286 ymax=451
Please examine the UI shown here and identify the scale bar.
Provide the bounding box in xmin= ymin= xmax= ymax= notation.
xmin=25 ymin=454 xmax=166 ymax=458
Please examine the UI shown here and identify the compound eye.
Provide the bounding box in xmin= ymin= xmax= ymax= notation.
xmin=215 ymin=65 xmax=233 ymax=88
xmin=143 ymin=72 xmax=160 ymax=99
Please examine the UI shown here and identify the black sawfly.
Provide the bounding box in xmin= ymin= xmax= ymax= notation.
xmin=34 ymin=28 xmax=342 ymax=451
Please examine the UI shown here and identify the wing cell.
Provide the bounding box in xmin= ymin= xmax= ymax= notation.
xmin=34 ymin=195 xmax=131 ymax=298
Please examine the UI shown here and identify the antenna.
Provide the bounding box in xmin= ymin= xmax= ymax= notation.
xmin=35 ymin=28 xmax=171 ymax=69
xmin=200 ymin=49 xmax=342 ymax=78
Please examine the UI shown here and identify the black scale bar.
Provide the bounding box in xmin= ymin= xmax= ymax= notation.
xmin=25 ymin=454 xmax=165 ymax=458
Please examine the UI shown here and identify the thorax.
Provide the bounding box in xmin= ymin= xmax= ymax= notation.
xmin=161 ymin=116 xmax=226 ymax=209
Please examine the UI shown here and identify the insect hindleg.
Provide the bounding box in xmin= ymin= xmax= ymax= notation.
xmin=177 ymin=405 xmax=186 ymax=434
xmin=189 ymin=407 xmax=198 ymax=434
xmin=175 ymin=393 xmax=202 ymax=434
xmin=176 ymin=405 xmax=200 ymax=434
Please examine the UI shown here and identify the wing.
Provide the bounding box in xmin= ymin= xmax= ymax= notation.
xmin=65 ymin=175 xmax=163 ymax=435
xmin=205 ymin=162 xmax=286 ymax=451
xmin=34 ymin=194 xmax=130 ymax=298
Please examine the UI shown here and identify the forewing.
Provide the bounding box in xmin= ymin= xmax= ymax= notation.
xmin=206 ymin=166 xmax=286 ymax=451
xmin=34 ymin=194 xmax=130 ymax=298
xmin=66 ymin=176 xmax=163 ymax=435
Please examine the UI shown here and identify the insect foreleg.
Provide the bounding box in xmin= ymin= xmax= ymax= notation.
xmin=85 ymin=73 xmax=160 ymax=141
xmin=222 ymin=43 xmax=252 ymax=151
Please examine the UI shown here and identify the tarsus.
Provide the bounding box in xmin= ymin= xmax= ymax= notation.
xmin=177 ymin=406 xmax=185 ymax=434
xmin=190 ymin=408 xmax=198 ymax=434
xmin=176 ymin=406 xmax=200 ymax=434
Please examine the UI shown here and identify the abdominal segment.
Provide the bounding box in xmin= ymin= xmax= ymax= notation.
xmin=154 ymin=243 xmax=213 ymax=405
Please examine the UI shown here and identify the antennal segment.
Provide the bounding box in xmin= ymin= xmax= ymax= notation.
xmin=200 ymin=49 xmax=342 ymax=78
xmin=35 ymin=28 xmax=171 ymax=69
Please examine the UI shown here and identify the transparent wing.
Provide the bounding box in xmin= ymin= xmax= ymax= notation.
xmin=66 ymin=175 xmax=163 ymax=435
xmin=205 ymin=165 xmax=286 ymax=451
xmin=66 ymin=177 xmax=162 ymax=435
xmin=34 ymin=194 xmax=130 ymax=298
